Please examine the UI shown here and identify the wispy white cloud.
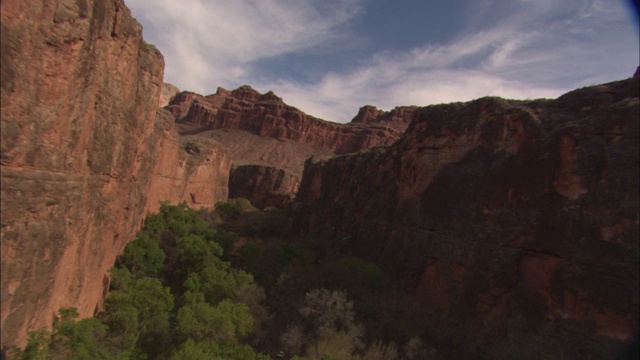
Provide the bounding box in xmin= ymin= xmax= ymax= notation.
xmin=128 ymin=0 xmax=638 ymax=123
xmin=128 ymin=0 xmax=364 ymax=92
xmin=258 ymin=29 xmax=565 ymax=122
xmin=255 ymin=0 xmax=638 ymax=122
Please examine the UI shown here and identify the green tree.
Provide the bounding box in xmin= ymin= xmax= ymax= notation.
xmin=169 ymin=339 xmax=211 ymax=360
xmin=11 ymin=327 xmax=50 ymax=360
xmin=214 ymin=198 xmax=257 ymax=221
xmin=101 ymin=278 xmax=173 ymax=351
xmin=184 ymin=263 xmax=254 ymax=305
xmin=175 ymin=300 xmax=253 ymax=344
xmin=176 ymin=234 xmax=223 ymax=274
xmin=49 ymin=309 xmax=109 ymax=360
xmin=169 ymin=340 xmax=271 ymax=360
xmin=108 ymin=267 xmax=134 ymax=292
xmin=12 ymin=308 xmax=109 ymax=360
xmin=117 ymin=232 xmax=166 ymax=277
xmin=101 ymin=290 xmax=139 ymax=349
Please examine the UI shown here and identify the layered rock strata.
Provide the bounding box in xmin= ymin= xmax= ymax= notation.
xmin=167 ymin=85 xmax=413 ymax=154
xmin=296 ymin=78 xmax=640 ymax=357
xmin=146 ymin=109 xmax=231 ymax=213
xmin=167 ymin=86 xmax=415 ymax=207
xmin=1 ymin=0 xmax=166 ymax=347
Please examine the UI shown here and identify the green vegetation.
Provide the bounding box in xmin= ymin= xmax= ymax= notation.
xmin=215 ymin=198 xmax=257 ymax=221
xmin=10 ymin=200 xmax=436 ymax=360
xmin=10 ymin=202 xmax=266 ymax=360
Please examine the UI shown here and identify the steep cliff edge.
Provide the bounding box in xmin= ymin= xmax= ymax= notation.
xmin=0 ymin=0 xmax=166 ymax=347
xmin=296 ymin=78 xmax=639 ymax=356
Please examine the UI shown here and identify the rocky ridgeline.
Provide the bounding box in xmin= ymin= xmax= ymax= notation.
xmin=167 ymin=85 xmax=414 ymax=155
xmin=165 ymin=85 xmax=416 ymax=208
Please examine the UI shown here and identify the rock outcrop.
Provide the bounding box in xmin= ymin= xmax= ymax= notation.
xmin=295 ymin=78 xmax=639 ymax=357
xmin=351 ymin=104 xmax=417 ymax=132
xmin=158 ymin=82 xmax=180 ymax=107
xmin=0 ymin=0 xmax=166 ymax=347
xmin=177 ymin=127 xmax=336 ymax=176
xmin=229 ymin=164 xmax=300 ymax=209
xmin=166 ymin=86 xmax=415 ymax=208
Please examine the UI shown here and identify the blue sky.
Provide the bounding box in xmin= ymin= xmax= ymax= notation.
xmin=127 ymin=0 xmax=639 ymax=123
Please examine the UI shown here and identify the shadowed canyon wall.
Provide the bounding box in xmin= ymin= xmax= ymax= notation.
xmin=296 ymin=78 xmax=640 ymax=356
xmin=229 ymin=164 xmax=300 ymax=209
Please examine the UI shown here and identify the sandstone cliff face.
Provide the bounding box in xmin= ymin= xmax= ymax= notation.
xmin=176 ymin=127 xmax=335 ymax=176
xmin=1 ymin=0 xmax=165 ymax=347
xmin=229 ymin=164 xmax=300 ymax=209
xmin=296 ymin=78 xmax=639 ymax=356
xmin=145 ymin=109 xmax=231 ymax=214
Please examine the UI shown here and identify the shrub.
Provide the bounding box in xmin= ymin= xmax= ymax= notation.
xmin=215 ymin=198 xmax=257 ymax=220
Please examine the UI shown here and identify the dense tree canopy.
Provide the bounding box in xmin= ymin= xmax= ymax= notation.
xmin=10 ymin=201 xmax=437 ymax=360
xmin=10 ymin=203 xmax=267 ymax=360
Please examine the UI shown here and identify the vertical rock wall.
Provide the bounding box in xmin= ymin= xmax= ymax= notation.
xmin=1 ymin=0 xmax=164 ymax=347
xmin=229 ymin=164 xmax=300 ymax=209
xmin=145 ymin=109 xmax=231 ymax=214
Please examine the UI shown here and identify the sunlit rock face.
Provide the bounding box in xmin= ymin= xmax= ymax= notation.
xmin=296 ymin=78 xmax=639 ymax=357
xmin=168 ymin=85 xmax=413 ymax=155
xmin=165 ymin=85 xmax=416 ymax=208
xmin=0 ymin=0 xmax=165 ymax=347
xmin=145 ymin=109 xmax=231 ymax=214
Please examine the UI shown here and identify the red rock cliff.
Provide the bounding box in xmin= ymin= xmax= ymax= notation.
xmin=145 ymin=109 xmax=231 ymax=213
xmin=296 ymin=78 xmax=640 ymax=357
xmin=167 ymin=85 xmax=413 ymax=155
xmin=166 ymin=86 xmax=415 ymax=208
xmin=229 ymin=164 xmax=300 ymax=209
xmin=0 ymin=0 xmax=166 ymax=347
